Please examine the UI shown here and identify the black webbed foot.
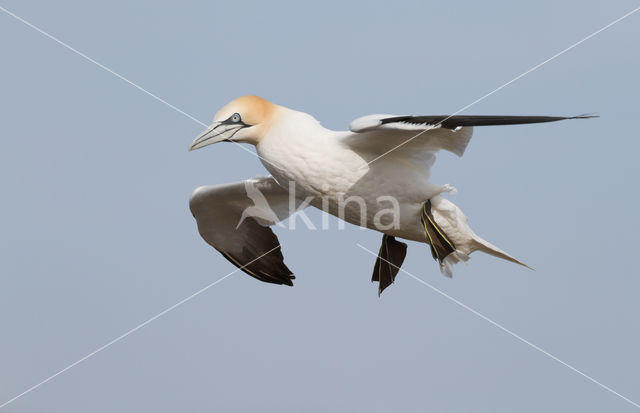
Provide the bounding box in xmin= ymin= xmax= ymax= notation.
xmin=371 ymin=234 xmax=408 ymax=295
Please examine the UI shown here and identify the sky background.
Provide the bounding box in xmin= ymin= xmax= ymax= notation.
xmin=1 ymin=1 xmax=639 ymax=412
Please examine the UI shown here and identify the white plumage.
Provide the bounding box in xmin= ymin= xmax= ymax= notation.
xmin=188 ymin=95 xmax=590 ymax=293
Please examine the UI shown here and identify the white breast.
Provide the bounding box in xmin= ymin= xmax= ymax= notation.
xmin=256 ymin=110 xmax=441 ymax=240
xmin=257 ymin=111 xmax=367 ymax=196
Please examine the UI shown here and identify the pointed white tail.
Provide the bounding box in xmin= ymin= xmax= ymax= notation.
xmin=429 ymin=195 xmax=533 ymax=274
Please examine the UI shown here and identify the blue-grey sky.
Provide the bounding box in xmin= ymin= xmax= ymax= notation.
xmin=1 ymin=1 xmax=639 ymax=412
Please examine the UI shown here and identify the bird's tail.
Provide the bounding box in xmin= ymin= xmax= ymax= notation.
xmin=469 ymin=234 xmax=533 ymax=271
xmin=427 ymin=196 xmax=533 ymax=275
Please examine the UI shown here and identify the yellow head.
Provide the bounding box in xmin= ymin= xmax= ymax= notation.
xmin=189 ymin=95 xmax=280 ymax=150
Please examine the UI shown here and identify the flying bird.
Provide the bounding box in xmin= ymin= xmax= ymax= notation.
xmin=189 ymin=95 xmax=593 ymax=294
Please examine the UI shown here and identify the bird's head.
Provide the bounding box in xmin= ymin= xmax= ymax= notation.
xmin=189 ymin=95 xmax=280 ymax=151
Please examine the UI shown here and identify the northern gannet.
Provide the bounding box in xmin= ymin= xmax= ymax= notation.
xmin=189 ymin=95 xmax=593 ymax=294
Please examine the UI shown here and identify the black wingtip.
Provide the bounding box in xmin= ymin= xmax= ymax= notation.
xmin=381 ymin=114 xmax=598 ymax=129
xmin=283 ymin=274 xmax=295 ymax=287
xmin=570 ymin=113 xmax=599 ymax=119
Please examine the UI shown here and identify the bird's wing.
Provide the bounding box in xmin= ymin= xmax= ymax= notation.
xmin=345 ymin=114 xmax=595 ymax=158
xmin=189 ymin=176 xmax=299 ymax=286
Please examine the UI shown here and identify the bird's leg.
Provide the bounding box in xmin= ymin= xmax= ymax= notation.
xmin=421 ymin=200 xmax=456 ymax=265
xmin=371 ymin=234 xmax=408 ymax=296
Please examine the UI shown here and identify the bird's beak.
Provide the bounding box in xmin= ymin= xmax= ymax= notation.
xmin=189 ymin=122 xmax=243 ymax=151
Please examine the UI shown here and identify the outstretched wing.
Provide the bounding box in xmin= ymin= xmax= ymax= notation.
xmin=189 ymin=176 xmax=299 ymax=286
xmin=345 ymin=113 xmax=595 ymax=159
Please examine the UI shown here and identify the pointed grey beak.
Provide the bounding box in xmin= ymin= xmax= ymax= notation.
xmin=188 ymin=122 xmax=225 ymax=151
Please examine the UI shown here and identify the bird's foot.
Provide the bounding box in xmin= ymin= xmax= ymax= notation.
xmin=421 ymin=200 xmax=456 ymax=264
xmin=371 ymin=234 xmax=408 ymax=296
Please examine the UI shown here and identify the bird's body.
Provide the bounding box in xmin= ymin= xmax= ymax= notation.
xmin=188 ymin=95 xmax=593 ymax=293
xmin=256 ymin=106 xmax=446 ymax=242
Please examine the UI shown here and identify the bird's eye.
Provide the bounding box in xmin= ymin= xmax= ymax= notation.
xmin=231 ymin=113 xmax=241 ymax=123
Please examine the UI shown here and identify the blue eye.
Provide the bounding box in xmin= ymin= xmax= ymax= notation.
xmin=231 ymin=113 xmax=241 ymax=123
